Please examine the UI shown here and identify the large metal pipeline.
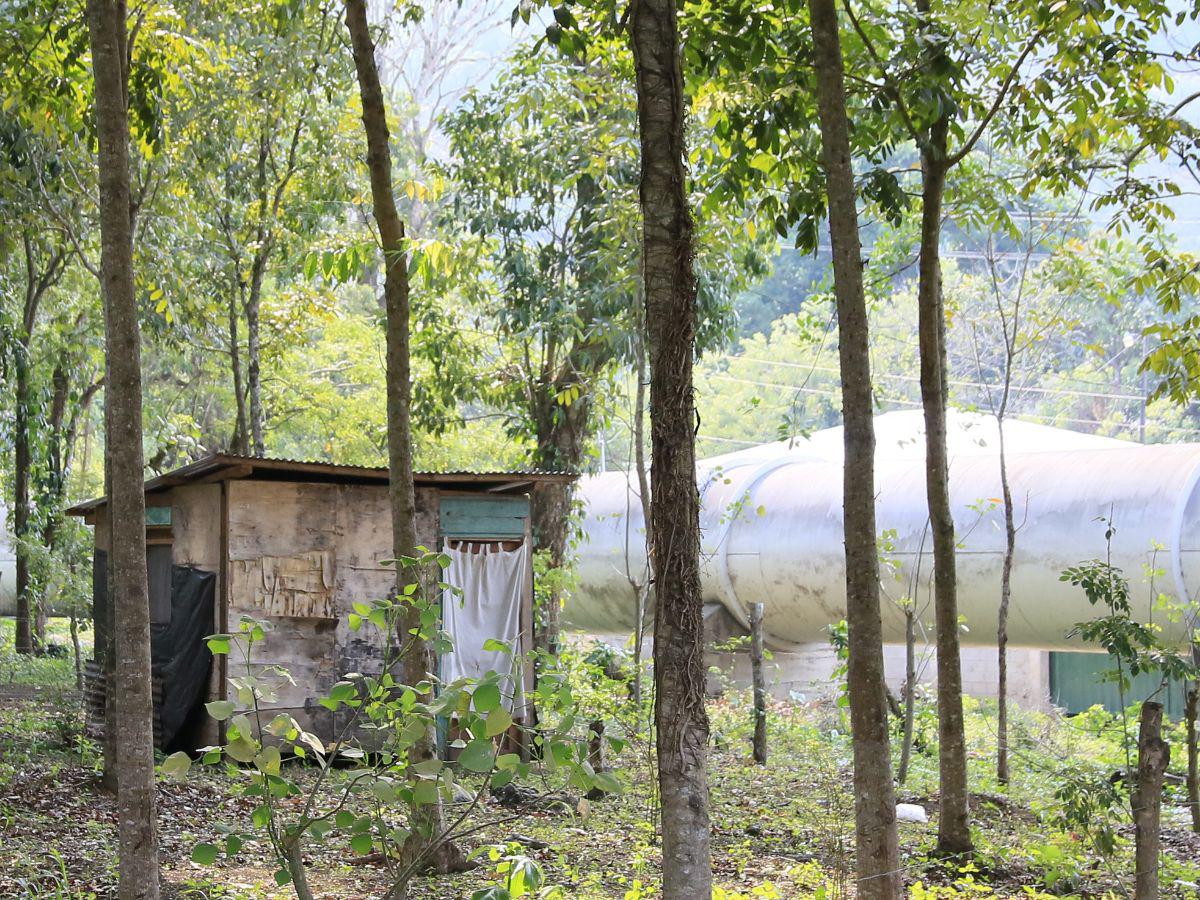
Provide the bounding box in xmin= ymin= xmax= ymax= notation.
xmin=569 ymin=411 xmax=1200 ymax=649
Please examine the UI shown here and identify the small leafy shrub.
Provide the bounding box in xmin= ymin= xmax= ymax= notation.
xmin=469 ymin=844 xmax=563 ymax=899
xmin=165 ymin=549 xmax=617 ymax=898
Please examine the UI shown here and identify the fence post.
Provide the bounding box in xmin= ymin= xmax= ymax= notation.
xmin=750 ymin=602 xmax=767 ymax=765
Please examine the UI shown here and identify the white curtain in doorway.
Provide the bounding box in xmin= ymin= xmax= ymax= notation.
xmin=440 ymin=542 xmax=526 ymax=711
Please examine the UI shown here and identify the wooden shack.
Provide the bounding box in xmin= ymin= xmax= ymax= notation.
xmin=68 ymin=454 xmax=575 ymax=752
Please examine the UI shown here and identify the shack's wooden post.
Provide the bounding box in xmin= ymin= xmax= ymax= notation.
xmin=1133 ymin=701 xmax=1169 ymax=899
xmin=750 ymin=602 xmax=767 ymax=765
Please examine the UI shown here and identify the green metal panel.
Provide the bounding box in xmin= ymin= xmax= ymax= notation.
xmin=439 ymin=496 xmax=529 ymax=539
xmin=1049 ymin=651 xmax=1188 ymax=719
xmin=145 ymin=506 xmax=172 ymax=526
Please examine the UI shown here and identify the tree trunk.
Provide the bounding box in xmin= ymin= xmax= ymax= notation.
xmin=246 ymin=135 xmax=270 ymax=459
xmin=246 ymin=268 xmax=265 ymax=457
xmin=282 ymin=833 xmax=315 ymax=900
xmin=917 ymin=148 xmax=973 ymax=859
xmin=750 ymin=601 xmax=767 ymax=765
xmin=13 ymin=345 xmax=34 ymax=654
xmin=996 ymin=413 xmax=1015 ymax=786
xmin=808 ymin=0 xmax=902 ymax=891
xmin=912 ymin=0 xmax=973 ymax=857
xmin=1186 ymin=679 xmax=1198 ymax=834
xmin=228 ymin=289 xmax=248 ymax=454
xmin=898 ymin=604 xmax=916 ymax=784
xmin=586 ymin=719 xmax=609 ymax=800
xmin=1133 ymin=701 xmax=1169 ymax=899
xmin=70 ymin=608 xmax=84 ymax=691
xmin=86 ymin=0 xmax=161 ymax=895
xmin=631 ymin=296 xmax=653 ymax=714
xmin=1188 ymin=642 xmax=1199 ymax=834
xmin=529 ymin=360 xmax=596 ymax=660
xmin=629 ymin=1 xmax=712 ymax=895
xmin=37 ymin=365 xmax=70 ymax=645
xmin=100 ymin=447 xmax=118 ymax=794
xmin=13 ymin=234 xmax=64 ymax=654
xmin=344 ymin=0 xmax=462 ymax=876
xmin=530 ymin=468 xmax=576 ymax=658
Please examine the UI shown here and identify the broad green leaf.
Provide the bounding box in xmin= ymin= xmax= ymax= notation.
xmin=473 ymin=681 xmax=502 ymax=714
xmin=254 ymin=746 xmax=282 ymax=776
xmin=414 ymin=779 xmax=440 ymax=805
xmin=412 ymin=758 xmax=444 ymax=777
xmin=191 ymin=843 xmax=219 ymax=865
xmin=161 ymin=751 xmax=191 ymax=779
xmin=457 ymin=738 xmax=496 ymax=773
xmin=205 ymin=700 xmax=236 ymax=721
xmin=226 ymin=736 xmax=257 ymax=764
xmin=485 ymin=707 xmax=513 ymax=738
xmin=592 ymin=771 xmax=623 ymax=794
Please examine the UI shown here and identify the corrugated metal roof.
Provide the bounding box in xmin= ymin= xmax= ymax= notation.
xmin=66 ymin=453 xmax=576 ymax=514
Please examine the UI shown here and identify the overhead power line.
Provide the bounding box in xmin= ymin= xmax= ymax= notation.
xmin=728 ymin=356 xmax=1149 ymax=403
xmin=700 ymin=372 xmax=1200 ymax=438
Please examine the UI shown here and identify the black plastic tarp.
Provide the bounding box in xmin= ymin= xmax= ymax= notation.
xmin=151 ymin=565 xmax=216 ymax=750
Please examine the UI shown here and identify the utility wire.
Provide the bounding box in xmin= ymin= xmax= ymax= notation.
xmin=722 ymin=356 xmax=1150 ymax=403
xmin=699 ymin=372 xmax=1200 ymax=438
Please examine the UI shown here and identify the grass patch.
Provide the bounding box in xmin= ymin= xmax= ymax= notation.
xmin=0 ymin=616 xmax=91 ymax=690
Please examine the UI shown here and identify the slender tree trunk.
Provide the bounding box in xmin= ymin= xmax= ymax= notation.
xmin=35 ymin=366 xmax=71 ymax=642
xmin=228 ymin=289 xmax=248 ymax=454
xmin=629 ymin=0 xmax=712 ymax=894
xmin=749 ymin=602 xmax=767 ymax=765
xmin=246 ymin=136 xmax=270 ymax=458
xmin=996 ymin=412 xmax=1015 ymax=786
xmin=70 ymin=608 xmax=84 ymax=690
xmin=631 ymin=296 xmax=653 ymax=714
xmin=1188 ymin=642 xmax=1199 ymax=834
xmin=100 ymin=445 xmax=118 ymax=793
xmin=1186 ymin=679 xmax=1198 ymax=833
xmin=808 ymin=1 xmax=902 ymax=891
xmin=344 ymin=0 xmax=463 ymax=876
xmin=87 ymin=0 xmax=160 ymax=895
xmin=246 ymin=268 xmax=265 ymax=457
xmin=13 ymin=347 xmax=34 ymax=654
xmin=1133 ymin=701 xmax=1169 ymax=899
xmin=530 ymin=456 xmax=577 ymax=658
xmin=917 ymin=146 xmax=973 ymax=858
xmin=282 ymin=833 xmax=315 ymax=900
xmin=13 ymin=236 xmax=64 ymax=654
xmin=912 ymin=0 xmax=973 ymax=856
xmin=898 ymin=605 xmax=916 ymax=784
